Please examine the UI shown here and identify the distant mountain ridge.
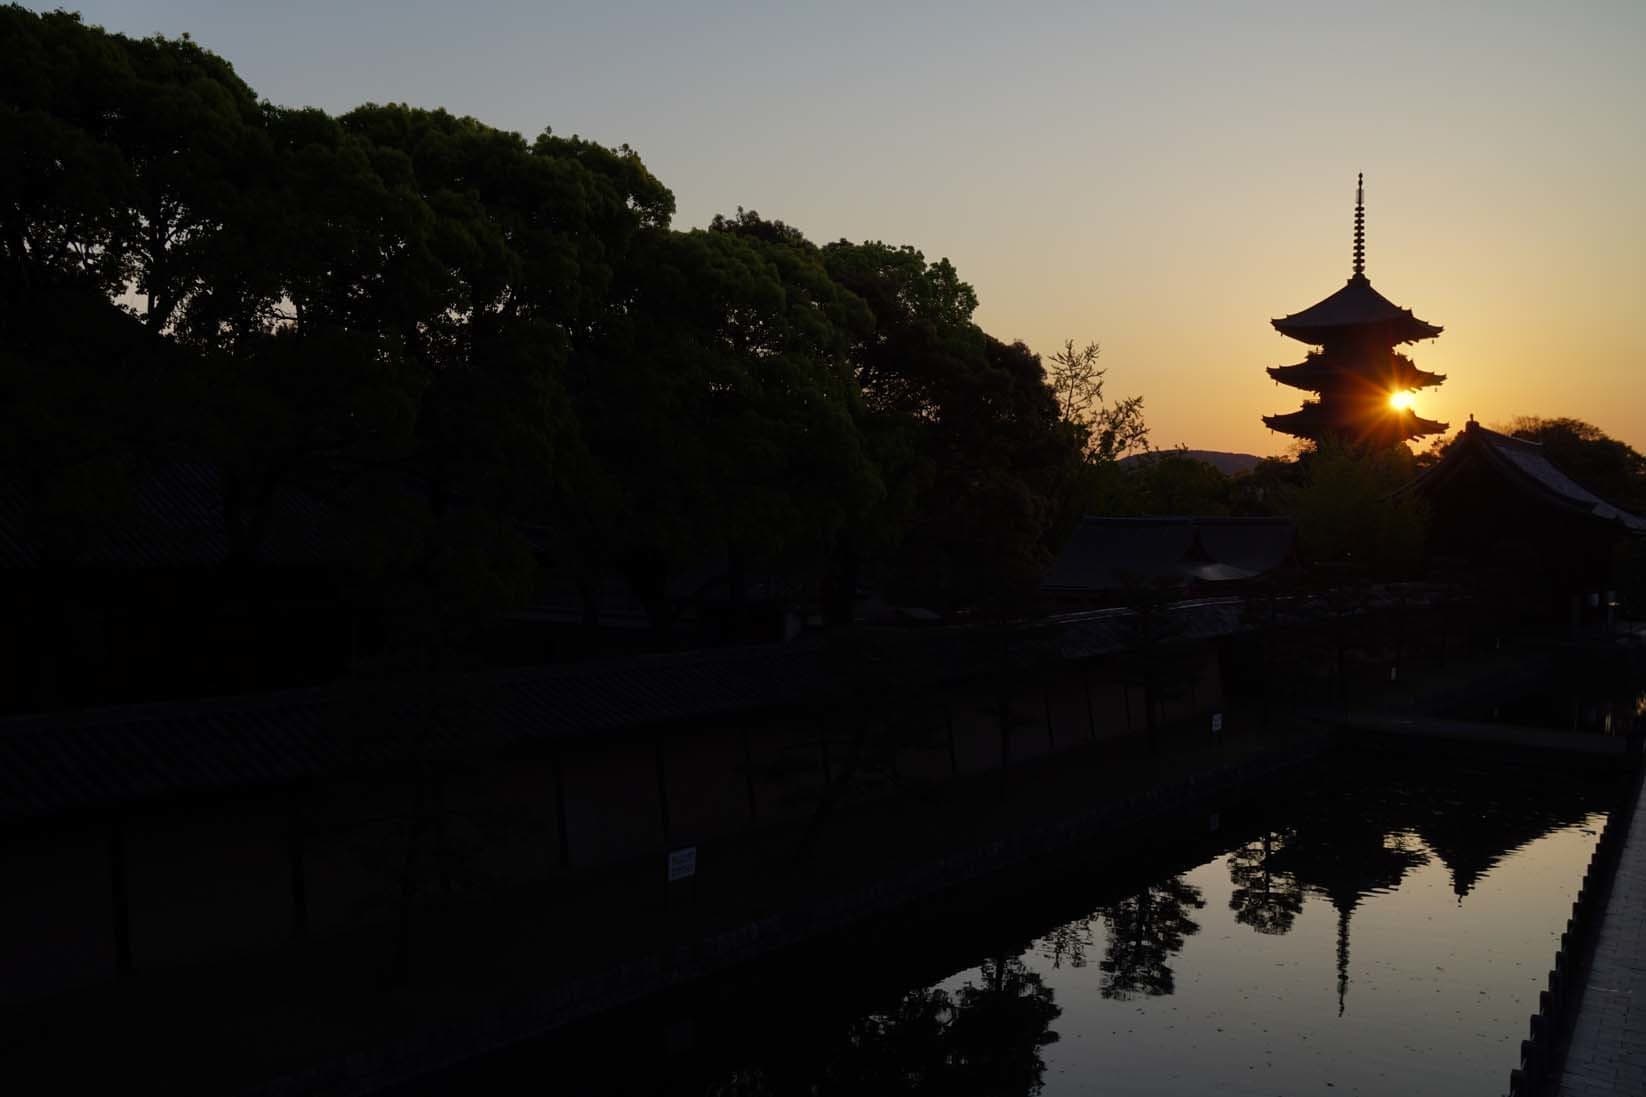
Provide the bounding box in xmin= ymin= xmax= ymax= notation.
xmin=1120 ymin=449 xmax=1265 ymax=476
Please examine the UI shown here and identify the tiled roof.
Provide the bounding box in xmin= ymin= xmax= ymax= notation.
xmin=1043 ymin=517 xmax=1295 ymax=593
xmin=1272 ymin=275 xmax=1442 ymax=345
xmin=1261 ymin=402 xmax=1448 ymax=439
xmin=1268 ymin=352 xmax=1445 ymax=394
xmin=1410 ymin=423 xmax=1646 ymax=533
xmin=1489 ymin=437 xmax=1646 ymax=532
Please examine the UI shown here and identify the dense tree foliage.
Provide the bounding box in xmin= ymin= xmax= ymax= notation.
xmin=1284 ymin=442 xmax=1426 ymax=574
xmin=1 ymin=8 xmax=1086 ymax=646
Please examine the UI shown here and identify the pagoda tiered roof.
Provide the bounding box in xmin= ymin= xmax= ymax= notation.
xmin=1272 ymin=274 xmax=1442 ymax=345
xmin=1260 ymin=175 xmax=1451 ymax=445
xmin=1262 ymin=402 xmax=1447 ymax=442
xmin=1268 ymin=350 xmax=1446 ymax=394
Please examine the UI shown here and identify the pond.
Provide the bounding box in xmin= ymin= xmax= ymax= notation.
xmin=404 ymin=751 xmax=1621 ymax=1097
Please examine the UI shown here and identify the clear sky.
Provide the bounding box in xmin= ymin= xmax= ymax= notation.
xmin=57 ymin=1 xmax=1646 ymax=456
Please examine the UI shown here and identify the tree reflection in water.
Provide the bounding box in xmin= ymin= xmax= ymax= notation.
xmin=947 ymin=957 xmax=1062 ymax=1094
xmin=1227 ymin=828 xmax=1304 ymax=936
xmin=1037 ymin=914 xmax=1098 ymax=970
xmin=1096 ymin=876 xmax=1206 ymax=1000
xmin=709 ymin=955 xmax=1061 ymax=1096
xmin=702 ymin=758 xmax=1618 ymax=1094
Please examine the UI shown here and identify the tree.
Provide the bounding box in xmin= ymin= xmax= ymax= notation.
xmin=576 ymin=219 xmax=880 ymax=629
xmin=1 ymin=3 xmax=1103 ymax=679
xmin=1285 ymin=441 xmax=1426 ymax=575
xmin=0 ymin=275 xmax=177 ymax=563
xmin=1046 ymin=339 xmax=1148 ymax=462
xmin=819 ymin=239 xmax=1081 ymax=613
xmin=1129 ymin=449 xmax=1231 ymax=515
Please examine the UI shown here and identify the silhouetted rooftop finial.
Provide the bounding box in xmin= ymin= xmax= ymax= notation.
xmin=1352 ymin=173 xmax=1366 ymax=280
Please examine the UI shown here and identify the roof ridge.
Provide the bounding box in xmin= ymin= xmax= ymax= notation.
xmin=1470 ymin=423 xmax=1543 ymax=450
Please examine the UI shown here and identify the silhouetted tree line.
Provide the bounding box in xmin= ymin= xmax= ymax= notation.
xmin=8 ymin=9 xmax=1643 ymax=656
xmin=0 ymin=7 xmax=1099 ymax=655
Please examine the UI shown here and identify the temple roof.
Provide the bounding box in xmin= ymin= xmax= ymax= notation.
xmin=1272 ymin=274 xmax=1443 ymax=345
xmin=1262 ymin=402 xmax=1448 ymax=442
xmin=1042 ymin=516 xmax=1295 ymax=593
xmin=1268 ymin=351 xmax=1446 ymax=394
xmin=1407 ymin=421 xmax=1646 ymax=533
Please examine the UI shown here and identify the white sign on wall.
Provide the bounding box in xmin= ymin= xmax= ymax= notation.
xmin=667 ymin=846 xmax=698 ymax=882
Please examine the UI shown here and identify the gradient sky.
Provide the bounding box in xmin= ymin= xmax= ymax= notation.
xmin=57 ymin=1 xmax=1646 ymax=456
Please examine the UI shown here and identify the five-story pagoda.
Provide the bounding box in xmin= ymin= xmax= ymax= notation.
xmin=1263 ymin=175 xmax=1448 ymax=446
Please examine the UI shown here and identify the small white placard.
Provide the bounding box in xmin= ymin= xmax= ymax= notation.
xmin=1210 ymin=713 xmax=1223 ymax=733
xmin=667 ymin=846 xmax=697 ymax=882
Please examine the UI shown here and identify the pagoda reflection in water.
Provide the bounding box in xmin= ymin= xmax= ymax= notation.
xmin=1235 ymin=758 xmax=1609 ymax=1017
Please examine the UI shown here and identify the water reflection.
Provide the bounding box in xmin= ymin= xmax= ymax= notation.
xmin=1035 ymin=877 xmax=1211 ymax=1001
xmin=710 ymin=955 xmax=1061 ymax=1096
xmin=690 ymin=756 xmax=1617 ymax=1097
xmin=1226 ymin=829 xmax=1304 ymax=936
xmin=1095 ymin=877 xmax=1206 ymax=1000
xmin=414 ymin=755 xmax=1619 ymax=1097
xmin=1224 ymin=758 xmax=1609 ymax=1017
xmin=1269 ymin=821 xmax=1430 ymax=1016
xmin=1393 ymin=768 xmax=1610 ymax=902
xmin=1037 ymin=914 xmax=1096 ymax=971
xmin=948 ymin=958 xmax=1062 ymax=1094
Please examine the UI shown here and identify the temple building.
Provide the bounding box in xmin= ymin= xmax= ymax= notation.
xmin=1263 ymin=176 xmax=1448 ymax=446
xmin=1405 ymin=418 xmax=1645 ymax=632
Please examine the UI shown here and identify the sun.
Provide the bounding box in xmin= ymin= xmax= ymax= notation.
xmin=1388 ymin=390 xmax=1415 ymax=411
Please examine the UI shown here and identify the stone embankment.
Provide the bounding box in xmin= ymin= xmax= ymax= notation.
xmin=1508 ymin=761 xmax=1644 ymax=1096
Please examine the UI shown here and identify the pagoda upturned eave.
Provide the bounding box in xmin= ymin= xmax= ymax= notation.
xmin=1272 ymin=274 xmax=1442 ymax=345
xmin=1262 ymin=404 xmax=1448 ymax=441
xmin=1267 ymin=357 xmax=1446 ymax=394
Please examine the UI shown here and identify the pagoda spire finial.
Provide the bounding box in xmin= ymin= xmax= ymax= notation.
xmin=1352 ymin=172 xmax=1366 ymax=280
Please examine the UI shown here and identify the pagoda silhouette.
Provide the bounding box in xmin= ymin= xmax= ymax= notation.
xmin=1263 ymin=175 xmax=1448 ymax=445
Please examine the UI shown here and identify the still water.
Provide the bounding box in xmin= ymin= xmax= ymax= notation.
xmin=682 ymin=756 xmax=1613 ymax=1097
xmin=406 ymin=753 xmax=1618 ymax=1096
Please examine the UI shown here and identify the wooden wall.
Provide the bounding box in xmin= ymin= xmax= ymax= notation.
xmin=0 ymin=646 xmax=1226 ymax=1007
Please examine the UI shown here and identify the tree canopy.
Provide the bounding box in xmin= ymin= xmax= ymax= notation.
xmin=1 ymin=5 xmax=1091 ymax=647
